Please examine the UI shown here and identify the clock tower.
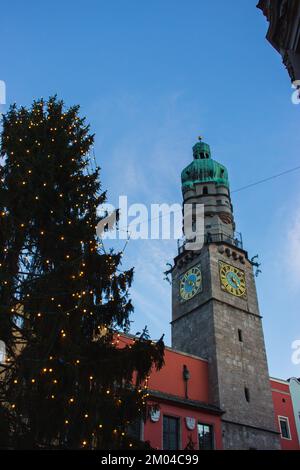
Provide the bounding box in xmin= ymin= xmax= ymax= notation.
xmin=171 ymin=139 xmax=280 ymax=449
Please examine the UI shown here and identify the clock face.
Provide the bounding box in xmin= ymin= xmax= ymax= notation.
xmin=179 ymin=265 xmax=202 ymax=301
xmin=219 ymin=261 xmax=247 ymax=298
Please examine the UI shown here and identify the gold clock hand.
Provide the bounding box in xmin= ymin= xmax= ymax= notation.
xmin=228 ymin=273 xmax=238 ymax=288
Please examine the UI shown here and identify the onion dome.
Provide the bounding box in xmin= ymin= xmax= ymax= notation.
xmin=181 ymin=138 xmax=229 ymax=193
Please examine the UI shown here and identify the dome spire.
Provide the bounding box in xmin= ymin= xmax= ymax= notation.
xmin=192 ymin=137 xmax=211 ymax=161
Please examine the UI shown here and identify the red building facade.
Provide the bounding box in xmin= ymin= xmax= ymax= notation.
xmin=270 ymin=378 xmax=299 ymax=450
xmin=144 ymin=347 xmax=223 ymax=450
xmin=121 ymin=336 xmax=300 ymax=450
xmin=141 ymin=345 xmax=300 ymax=450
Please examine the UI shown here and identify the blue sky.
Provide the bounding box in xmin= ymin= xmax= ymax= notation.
xmin=1 ymin=0 xmax=299 ymax=379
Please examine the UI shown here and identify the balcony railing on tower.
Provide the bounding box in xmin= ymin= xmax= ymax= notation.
xmin=177 ymin=230 xmax=243 ymax=255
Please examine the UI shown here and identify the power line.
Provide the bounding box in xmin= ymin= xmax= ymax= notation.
xmin=114 ymin=163 xmax=300 ymax=234
xmin=232 ymin=165 xmax=300 ymax=193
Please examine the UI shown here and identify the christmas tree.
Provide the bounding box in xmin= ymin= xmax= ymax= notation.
xmin=0 ymin=96 xmax=164 ymax=449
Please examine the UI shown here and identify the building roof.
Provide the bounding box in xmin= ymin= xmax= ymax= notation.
xmin=148 ymin=389 xmax=224 ymax=415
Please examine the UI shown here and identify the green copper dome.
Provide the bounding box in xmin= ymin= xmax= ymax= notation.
xmin=181 ymin=140 xmax=229 ymax=192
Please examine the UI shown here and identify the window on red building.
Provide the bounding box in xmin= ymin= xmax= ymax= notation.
xmin=279 ymin=417 xmax=291 ymax=439
xmin=198 ymin=423 xmax=214 ymax=450
xmin=163 ymin=416 xmax=180 ymax=450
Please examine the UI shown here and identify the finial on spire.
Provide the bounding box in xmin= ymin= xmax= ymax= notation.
xmin=198 ymin=135 xmax=203 ymax=141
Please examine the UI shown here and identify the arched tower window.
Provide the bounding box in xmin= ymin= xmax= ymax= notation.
xmin=203 ymin=186 xmax=208 ymax=195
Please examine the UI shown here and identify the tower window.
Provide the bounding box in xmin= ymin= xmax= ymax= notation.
xmin=238 ymin=329 xmax=243 ymax=342
xmin=244 ymin=387 xmax=250 ymax=402
xmin=200 ymin=152 xmax=205 ymax=159
xmin=203 ymin=186 xmax=208 ymax=195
